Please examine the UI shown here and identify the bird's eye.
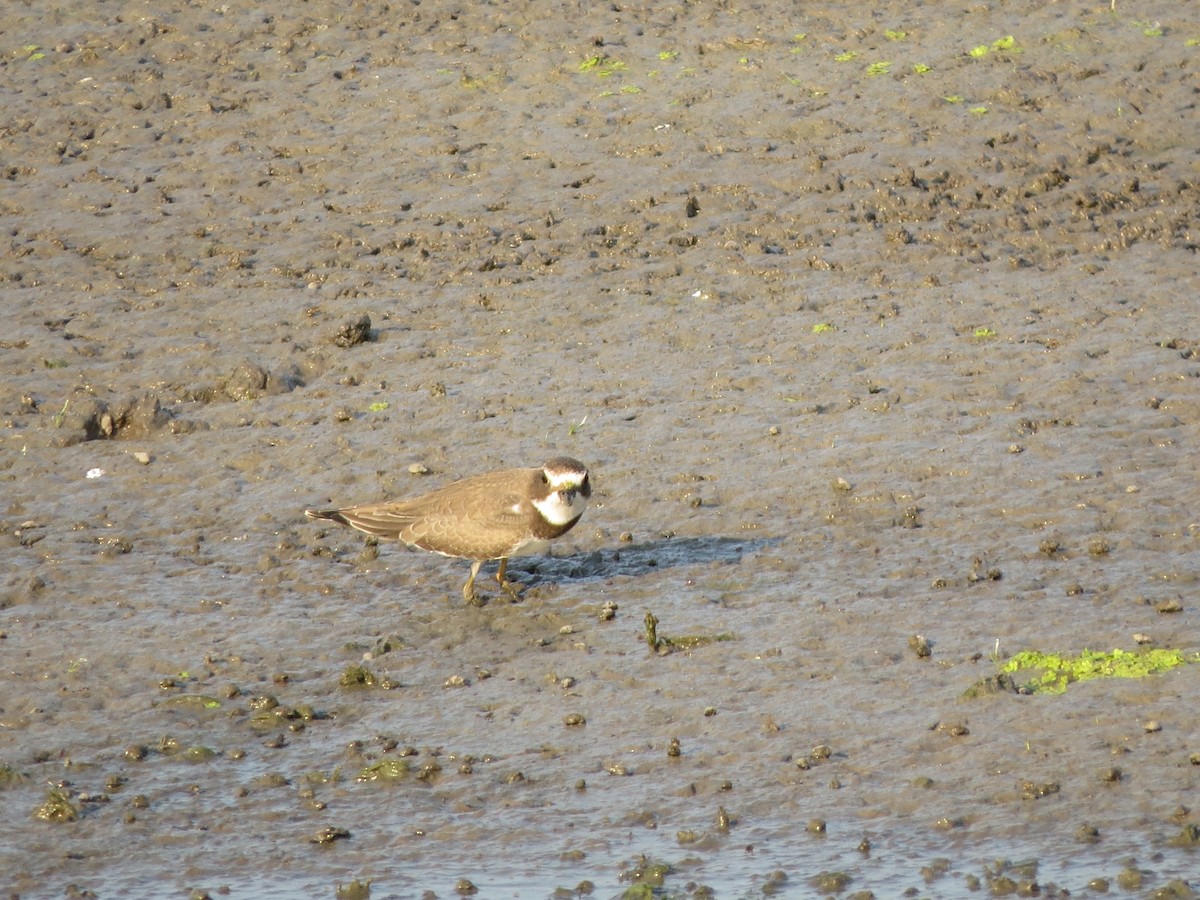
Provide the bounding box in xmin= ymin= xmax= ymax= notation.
xmin=541 ymin=472 xmax=549 ymax=484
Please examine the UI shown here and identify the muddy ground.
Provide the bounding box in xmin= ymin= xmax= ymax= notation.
xmin=2 ymin=0 xmax=1200 ymax=896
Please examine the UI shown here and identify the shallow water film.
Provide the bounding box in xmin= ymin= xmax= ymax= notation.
xmin=3 ymin=0 xmax=1199 ymax=896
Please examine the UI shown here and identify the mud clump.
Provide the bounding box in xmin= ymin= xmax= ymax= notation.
xmin=1167 ymin=824 xmax=1200 ymax=848
xmin=215 ymin=362 xmax=297 ymax=402
xmin=48 ymin=392 xmax=180 ymax=446
xmin=333 ymin=314 xmax=373 ymax=348
xmin=33 ymin=787 xmax=80 ymax=823
xmin=961 ymin=673 xmax=1022 ymax=699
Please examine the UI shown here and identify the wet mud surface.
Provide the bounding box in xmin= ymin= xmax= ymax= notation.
xmin=2 ymin=0 xmax=1200 ymax=896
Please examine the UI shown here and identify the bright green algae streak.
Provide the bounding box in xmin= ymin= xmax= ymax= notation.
xmin=1003 ymin=648 xmax=1195 ymax=694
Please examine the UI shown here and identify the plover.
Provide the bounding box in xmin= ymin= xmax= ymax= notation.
xmin=305 ymin=457 xmax=591 ymax=605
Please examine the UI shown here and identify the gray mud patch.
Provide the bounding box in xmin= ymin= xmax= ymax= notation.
xmin=2 ymin=0 xmax=1200 ymax=896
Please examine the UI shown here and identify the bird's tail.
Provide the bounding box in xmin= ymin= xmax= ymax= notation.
xmin=305 ymin=508 xmax=350 ymax=526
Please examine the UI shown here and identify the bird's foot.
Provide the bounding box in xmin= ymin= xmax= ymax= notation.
xmin=463 ymin=584 xmax=488 ymax=608
xmin=497 ymin=578 xmax=524 ymax=603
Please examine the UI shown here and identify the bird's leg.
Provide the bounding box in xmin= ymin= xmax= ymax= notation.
xmin=495 ymin=557 xmax=522 ymax=602
xmin=463 ymin=559 xmax=486 ymax=607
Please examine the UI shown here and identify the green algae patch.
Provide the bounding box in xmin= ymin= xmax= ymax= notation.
xmin=1002 ymin=648 xmax=1196 ymax=695
xmin=336 ymin=879 xmax=372 ymax=900
xmin=643 ymin=611 xmax=734 ymax=654
xmin=667 ymin=633 xmax=735 ymax=651
xmin=618 ymin=855 xmax=673 ymax=896
xmin=356 ymin=757 xmax=411 ymax=783
xmin=162 ymin=694 xmax=222 ymax=710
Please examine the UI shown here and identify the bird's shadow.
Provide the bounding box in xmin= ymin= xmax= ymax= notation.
xmin=509 ymin=535 xmax=779 ymax=587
